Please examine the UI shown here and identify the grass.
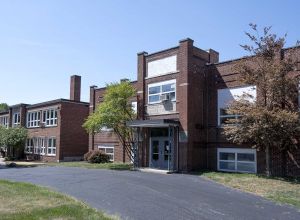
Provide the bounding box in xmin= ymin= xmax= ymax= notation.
xmin=0 ymin=179 xmax=117 ymax=220
xmin=47 ymin=161 xmax=133 ymax=170
xmin=198 ymin=171 xmax=300 ymax=209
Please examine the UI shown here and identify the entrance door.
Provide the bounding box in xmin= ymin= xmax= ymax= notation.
xmin=150 ymin=137 xmax=171 ymax=170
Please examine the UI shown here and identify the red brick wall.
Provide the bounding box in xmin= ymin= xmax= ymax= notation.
xmin=60 ymin=102 xmax=89 ymax=160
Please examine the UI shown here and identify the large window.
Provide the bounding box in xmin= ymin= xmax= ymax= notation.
xmin=25 ymin=138 xmax=34 ymax=153
xmin=148 ymin=79 xmax=176 ymax=104
xmin=98 ymin=145 xmax=114 ymax=162
xmin=217 ymin=86 xmax=256 ymax=126
xmin=34 ymin=137 xmax=46 ymax=155
xmin=42 ymin=109 xmax=57 ymax=127
xmin=0 ymin=116 xmax=8 ymax=128
xmin=13 ymin=113 xmax=21 ymax=127
xmin=27 ymin=111 xmax=41 ymax=128
xmin=217 ymin=148 xmax=257 ymax=173
xmin=47 ymin=137 xmax=56 ymax=156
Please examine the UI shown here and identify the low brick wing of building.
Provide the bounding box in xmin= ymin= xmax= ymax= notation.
xmin=0 ymin=75 xmax=89 ymax=162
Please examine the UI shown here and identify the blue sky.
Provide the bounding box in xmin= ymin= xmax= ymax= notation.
xmin=0 ymin=0 xmax=299 ymax=105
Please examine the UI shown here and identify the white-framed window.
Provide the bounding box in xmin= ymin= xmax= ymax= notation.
xmin=13 ymin=113 xmax=21 ymax=127
xmin=217 ymin=148 xmax=257 ymax=173
xmin=34 ymin=137 xmax=46 ymax=155
xmin=25 ymin=138 xmax=33 ymax=153
xmin=0 ymin=116 xmax=9 ymax=128
xmin=39 ymin=137 xmax=45 ymax=155
xmin=131 ymin=101 xmax=137 ymax=113
xmin=148 ymin=79 xmax=176 ymax=104
xmin=47 ymin=137 xmax=56 ymax=156
xmin=42 ymin=109 xmax=58 ymax=127
xmin=32 ymin=138 xmax=39 ymax=154
xmin=217 ymin=86 xmax=256 ymax=126
xmin=27 ymin=111 xmax=41 ymax=128
xmin=98 ymin=145 xmax=114 ymax=162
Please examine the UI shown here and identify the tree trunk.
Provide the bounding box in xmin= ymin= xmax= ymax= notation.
xmin=266 ymin=145 xmax=271 ymax=177
xmin=281 ymin=149 xmax=287 ymax=177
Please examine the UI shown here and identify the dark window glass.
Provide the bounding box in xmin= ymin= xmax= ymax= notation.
xmin=220 ymin=152 xmax=235 ymax=160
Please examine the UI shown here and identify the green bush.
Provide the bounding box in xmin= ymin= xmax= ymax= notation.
xmin=84 ymin=150 xmax=110 ymax=163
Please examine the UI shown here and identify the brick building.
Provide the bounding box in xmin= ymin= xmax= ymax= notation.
xmin=0 ymin=75 xmax=89 ymax=162
xmin=90 ymin=39 xmax=300 ymax=176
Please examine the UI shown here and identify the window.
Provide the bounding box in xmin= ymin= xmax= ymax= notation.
xmin=0 ymin=116 xmax=8 ymax=128
xmin=217 ymin=148 xmax=256 ymax=173
xmin=35 ymin=137 xmax=45 ymax=155
xmin=13 ymin=113 xmax=21 ymax=127
xmin=27 ymin=111 xmax=41 ymax=128
xmin=42 ymin=109 xmax=58 ymax=126
xmin=219 ymin=108 xmax=241 ymax=125
xmin=33 ymin=138 xmax=40 ymax=154
xmin=131 ymin=101 xmax=137 ymax=113
xmin=47 ymin=137 xmax=56 ymax=156
xmin=218 ymin=86 xmax=256 ymax=126
xmin=25 ymin=138 xmax=33 ymax=153
xmin=148 ymin=80 xmax=176 ymax=104
xmin=98 ymin=145 xmax=114 ymax=162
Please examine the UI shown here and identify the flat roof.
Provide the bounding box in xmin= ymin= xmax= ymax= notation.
xmin=126 ymin=119 xmax=179 ymax=128
xmin=26 ymin=99 xmax=89 ymax=109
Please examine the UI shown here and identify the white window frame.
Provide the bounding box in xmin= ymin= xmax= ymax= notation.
xmin=0 ymin=116 xmax=9 ymax=128
xmin=217 ymin=86 xmax=256 ymax=126
xmin=148 ymin=79 xmax=176 ymax=104
xmin=131 ymin=101 xmax=137 ymax=114
xmin=47 ymin=137 xmax=56 ymax=156
xmin=42 ymin=109 xmax=58 ymax=127
xmin=25 ymin=138 xmax=33 ymax=154
xmin=217 ymin=148 xmax=257 ymax=173
xmin=13 ymin=113 xmax=21 ymax=127
xmin=36 ymin=137 xmax=46 ymax=155
xmin=27 ymin=111 xmax=41 ymax=128
xmin=98 ymin=145 xmax=114 ymax=162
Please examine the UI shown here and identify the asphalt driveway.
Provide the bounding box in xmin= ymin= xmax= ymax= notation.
xmin=0 ymin=167 xmax=299 ymax=220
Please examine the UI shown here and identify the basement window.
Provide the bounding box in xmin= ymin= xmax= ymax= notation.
xmin=217 ymin=148 xmax=257 ymax=173
xmin=98 ymin=145 xmax=114 ymax=162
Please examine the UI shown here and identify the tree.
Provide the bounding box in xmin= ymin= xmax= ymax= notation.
xmin=83 ymin=81 xmax=136 ymax=162
xmin=0 ymin=103 xmax=9 ymax=111
xmin=0 ymin=126 xmax=28 ymax=159
xmin=223 ymin=24 xmax=300 ymax=176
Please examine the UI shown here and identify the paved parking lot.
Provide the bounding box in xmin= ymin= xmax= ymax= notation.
xmin=1 ymin=166 xmax=299 ymax=220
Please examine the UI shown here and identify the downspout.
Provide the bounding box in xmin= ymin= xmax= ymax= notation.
xmin=177 ymin=127 xmax=179 ymax=172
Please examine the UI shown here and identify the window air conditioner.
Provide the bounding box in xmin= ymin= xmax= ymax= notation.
xmin=160 ymin=94 xmax=170 ymax=102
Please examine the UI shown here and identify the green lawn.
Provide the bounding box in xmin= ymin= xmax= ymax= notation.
xmin=199 ymin=171 xmax=300 ymax=209
xmin=47 ymin=161 xmax=133 ymax=170
xmin=0 ymin=179 xmax=117 ymax=220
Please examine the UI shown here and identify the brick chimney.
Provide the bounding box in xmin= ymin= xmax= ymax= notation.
xmin=70 ymin=75 xmax=81 ymax=102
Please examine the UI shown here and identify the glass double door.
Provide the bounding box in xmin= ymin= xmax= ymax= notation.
xmin=150 ymin=137 xmax=171 ymax=170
